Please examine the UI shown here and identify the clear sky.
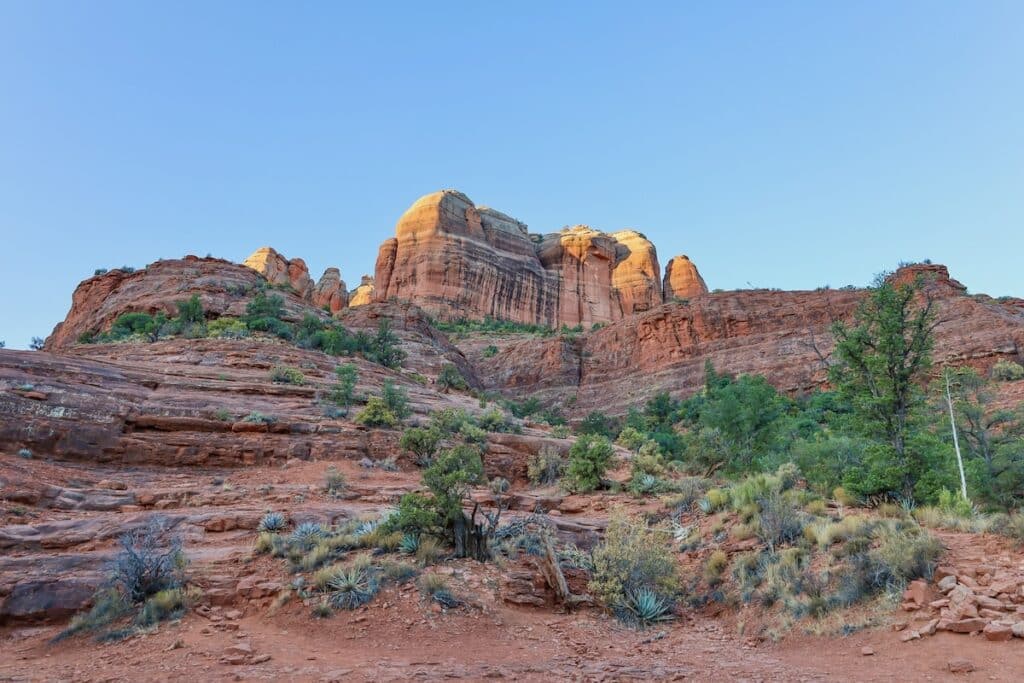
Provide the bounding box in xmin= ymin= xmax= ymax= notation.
xmin=2 ymin=2 xmax=1022 ymax=349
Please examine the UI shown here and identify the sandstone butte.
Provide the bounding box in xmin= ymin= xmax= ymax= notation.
xmin=373 ymin=189 xmax=709 ymax=327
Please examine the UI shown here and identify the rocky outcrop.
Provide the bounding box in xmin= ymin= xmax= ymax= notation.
xmin=312 ymin=268 xmax=348 ymax=314
xmin=465 ymin=265 xmax=1024 ymax=416
xmin=349 ymin=276 xmax=375 ymax=307
xmin=663 ymin=255 xmax=708 ymax=300
xmin=44 ymin=257 xmax=326 ymax=351
xmin=243 ymin=247 xmax=315 ymax=299
xmin=611 ymin=231 xmax=663 ymax=315
xmin=372 ymin=190 xmax=683 ymax=327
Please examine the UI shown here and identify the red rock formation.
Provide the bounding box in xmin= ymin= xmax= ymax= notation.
xmin=349 ymin=275 xmax=376 ymax=307
xmin=243 ymin=247 xmax=314 ymax=299
xmin=466 ymin=266 xmax=1024 ymax=416
xmin=44 ymin=257 xmax=324 ymax=350
xmin=373 ymin=190 xmax=675 ymax=327
xmin=312 ymin=267 xmax=348 ymax=314
xmin=663 ymin=255 xmax=708 ymax=300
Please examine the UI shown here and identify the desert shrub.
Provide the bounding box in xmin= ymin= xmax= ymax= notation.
xmin=661 ymin=477 xmax=710 ymax=513
xmin=698 ymin=487 xmax=730 ymax=514
xmin=110 ymin=520 xmax=187 ymax=604
xmin=757 ymin=493 xmax=806 ymax=550
xmin=858 ymin=523 xmax=943 ymax=593
xmin=991 ymin=359 xmax=1024 ymax=382
xmin=242 ymin=411 xmax=274 ymax=424
xmin=458 ymin=422 xmax=488 ymax=445
xmin=269 ymin=365 xmax=305 ymax=385
xmin=415 ymin=536 xmax=445 ymax=565
xmin=57 ymin=519 xmax=188 ymax=641
xmin=18 ymin=448 xmax=32 ymax=459
xmin=384 ymin=493 xmax=442 ymax=538
xmin=136 ymin=586 xmax=199 ymax=626
xmin=368 ymin=320 xmax=406 ymax=368
xmin=206 ymin=317 xmax=248 ymax=339
xmin=563 ymin=434 xmax=615 ymax=493
xmin=380 ymin=559 xmax=418 ymax=583
xmin=551 ymin=425 xmax=570 ymax=439
xmin=590 ymin=510 xmax=679 ymax=625
xmin=936 ymin=488 xmax=974 ymax=518
xmin=327 ymin=363 xmax=358 ymax=415
xmin=324 ymin=466 xmax=346 ymax=496
xmin=483 ymin=345 xmax=499 ymax=358
xmin=289 ymin=522 xmax=327 ymax=550
xmin=253 ymin=531 xmax=280 ymax=555
xmin=381 ymin=381 xmax=411 ymax=420
xmin=400 ymin=427 xmax=441 ymax=466
xmin=429 ymin=407 xmax=473 ymax=435
xmin=258 ymin=512 xmax=288 ymax=532
xmin=437 ymin=364 xmax=468 ymax=392
xmin=175 ymin=294 xmax=204 ymax=325
xmin=477 ymin=407 xmax=518 ymax=433
xmin=577 ymin=411 xmax=621 ymax=439
xmin=324 ymin=565 xmax=379 ymax=610
xmin=354 ymin=397 xmax=398 ymax=427
xmin=527 ymin=446 xmax=564 ymax=486
xmin=704 ymin=549 xmax=729 ymax=586
xmin=832 ymin=486 xmax=857 ymax=506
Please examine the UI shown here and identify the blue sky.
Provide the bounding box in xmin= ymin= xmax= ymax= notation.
xmin=2 ymin=2 xmax=1022 ymax=349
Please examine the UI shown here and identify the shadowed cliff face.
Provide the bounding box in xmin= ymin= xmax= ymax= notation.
xmin=372 ymin=190 xmax=684 ymax=327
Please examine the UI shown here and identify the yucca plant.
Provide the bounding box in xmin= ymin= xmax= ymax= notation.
xmin=326 ymin=567 xmax=379 ymax=610
xmin=289 ymin=522 xmax=326 ymax=549
xmin=399 ymin=533 xmax=420 ymax=555
xmin=622 ymin=588 xmax=675 ymax=627
xmin=258 ymin=512 xmax=287 ymax=533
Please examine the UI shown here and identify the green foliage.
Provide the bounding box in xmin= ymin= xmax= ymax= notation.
xmin=324 ymin=466 xmax=346 ymax=496
xmin=206 ymin=317 xmax=248 ymax=339
xmin=482 ymin=345 xmax=499 ymax=358
xmin=380 ymin=381 xmax=411 ymax=420
xmin=269 ymin=365 xmax=305 ymax=385
xmin=421 ymin=445 xmax=484 ymax=525
xmin=830 ymin=277 xmax=936 ymax=497
xmin=590 ymin=511 xmax=679 ymax=624
xmin=368 ymin=320 xmax=405 ymax=368
xmin=328 ymin=363 xmax=358 ymax=414
xmin=577 ymin=411 xmax=621 ymax=439
xmin=991 ymin=359 xmax=1024 ymax=381
xmin=174 ymin=294 xmax=204 ymax=324
xmin=242 ymin=411 xmax=274 ymax=424
xmin=622 ymin=587 xmax=675 ymax=627
xmin=563 ymin=434 xmax=615 ymax=493
xmin=527 ymin=446 xmax=564 ymax=486
xmin=431 ymin=315 xmax=553 ymax=337
xmin=324 ymin=565 xmax=379 ymax=610
xmin=437 ymin=363 xmax=468 ymax=392
xmin=400 ymin=427 xmax=441 ymax=466
xmin=354 ymin=397 xmax=398 ymax=427
xmin=258 ymin=512 xmax=288 ymax=532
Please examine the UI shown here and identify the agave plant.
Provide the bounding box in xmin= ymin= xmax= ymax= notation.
xmin=399 ymin=533 xmax=420 ymax=555
xmin=671 ymin=520 xmax=693 ymax=546
xmin=289 ymin=522 xmax=326 ymax=549
xmin=258 ymin=512 xmax=287 ymax=533
xmin=697 ymin=497 xmax=714 ymax=515
xmin=636 ymin=473 xmax=659 ymax=493
xmin=623 ymin=587 xmax=675 ymax=626
xmin=326 ymin=567 xmax=379 ymax=610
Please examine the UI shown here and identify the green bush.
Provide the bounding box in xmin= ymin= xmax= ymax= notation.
xmin=527 ymin=446 xmax=564 ymax=486
xmin=590 ymin=511 xmax=679 ymax=625
xmin=354 ymin=397 xmax=398 ymax=427
xmin=174 ymin=294 xmax=204 ymax=324
xmin=400 ymin=427 xmax=441 ymax=466
xmin=563 ymin=434 xmax=615 ymax=493
xmin=991 ymin=359 xmax=1024 ymax=381
xmin=482 ymin=345 xmax=499 ymax=358
xmin=437 ymin=364 xmax=468 ymax=392
xmin=206 ymin=317 xmax=248 ymax=339
xmin=380 ymin=381 xmax=411 ymax=420
xmin=269 ymin=365 xmax=305 ymax=385
xmin=368 ymin=320 xmax=406 ymax=368
xmin=327 ymin=364 xmax=358 ymax=414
